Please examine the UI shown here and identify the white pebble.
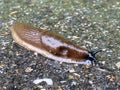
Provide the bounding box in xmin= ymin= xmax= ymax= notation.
xmin=33 ymin=78 xmax=53 ymax=85
xmin=116 ymin=62 xmax=120 ymax=69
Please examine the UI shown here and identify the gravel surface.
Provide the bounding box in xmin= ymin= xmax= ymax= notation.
xmin=0 ymin=0 xmax=120 ymax=90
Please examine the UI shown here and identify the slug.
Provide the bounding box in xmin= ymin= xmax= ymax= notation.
xmin=8 ymin=22 xmax=101 ymax=65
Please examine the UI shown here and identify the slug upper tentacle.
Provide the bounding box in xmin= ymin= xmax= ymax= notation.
xmin=8 ymin=21 xmax=100 ymax=65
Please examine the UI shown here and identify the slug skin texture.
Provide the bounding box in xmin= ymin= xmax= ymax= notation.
xmin=9 ymin=22 xmax=95 ymax=65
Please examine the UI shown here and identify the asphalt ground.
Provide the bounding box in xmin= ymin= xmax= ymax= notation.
xmin=0 ymin=0 xmax=120 ymax=90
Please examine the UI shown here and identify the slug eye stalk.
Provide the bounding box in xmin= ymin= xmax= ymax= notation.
xmin=90 ymin=50 xmax=102 ymax=57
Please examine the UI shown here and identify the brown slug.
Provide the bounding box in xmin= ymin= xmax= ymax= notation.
xmin=8 ymin=21 xmax=101 ymax=65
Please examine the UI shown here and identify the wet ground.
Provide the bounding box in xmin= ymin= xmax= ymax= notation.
xmin=0 ymin=0 xmax=120 ymax=90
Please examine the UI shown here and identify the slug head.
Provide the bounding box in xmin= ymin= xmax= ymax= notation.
xmin=88 ymin=50 xmax=102 ymax=65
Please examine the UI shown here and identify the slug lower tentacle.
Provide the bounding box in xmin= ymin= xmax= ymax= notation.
xmin=8 ymin=21 xmax=100 ymax=65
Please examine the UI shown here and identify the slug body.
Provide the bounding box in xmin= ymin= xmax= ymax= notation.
xmin=9 ymin=22 xmax=99 ymax=65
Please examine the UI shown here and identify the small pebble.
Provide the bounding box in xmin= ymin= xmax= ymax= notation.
xmin=69 ymin=75 xmax=74 ymax=79
xmin=71 ymin=81 xmax=77 ymax=86
xmin=33 ymin=78 xmax=53 ymax=85
xmin=60 ymin=80 xmax=66 ymax=84
xmin=10 ymin=11 xmax=18 ymax=15
xmin=109 ymin=75 xmax=116 ymax=82
xmin=69 ymin=68 xmax=75 ymax=73
xmin=106 ymin=75 xmax=116 ymax=82
xmin=57 ymin=87 xmax=63 ymax=90
xmin=41 ymin=89 xmax=46 ymax=90
xmin=115 ymin=62 xmax=120 ymax=69
xmin=25 ymin=67 xmax=33 ymax=73
xmin=73 ymin=73 xmax=80 ymax=78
